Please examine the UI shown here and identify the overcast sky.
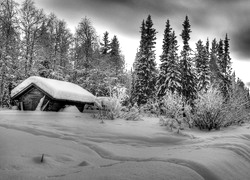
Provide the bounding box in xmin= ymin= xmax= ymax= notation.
xmin=19 ymin=0 xmax=250 ymax=86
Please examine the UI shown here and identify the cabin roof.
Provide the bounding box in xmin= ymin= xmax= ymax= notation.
xmin=11 ymin=76 xmax=96 ymax=103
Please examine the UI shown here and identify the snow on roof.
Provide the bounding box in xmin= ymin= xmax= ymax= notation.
xmin=11 ymin=76 xmax=96 ymax=103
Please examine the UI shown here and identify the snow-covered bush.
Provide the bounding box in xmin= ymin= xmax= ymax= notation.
xmin=193 ymin=87 xmax=224 ymax=130
xmin=108 ymin=86 xmax=128 ymax=119
xmin=222 ymin=88 xmax=250 ymax=126
xmin=140 ymin=99 xmax=160 ymax=116
xmin=123 ymin=105 xmax=142 ymax=121
xmin=194 ymin=86 xmax=250 ymax=130
xmin=105 ymin=97 xmax=123 ymax=119
xmin=160 ymin=91 xmax=192 ymax=130
xmin=95 ymin=86 xmax=134 ymax=120
xmin=94 ymin=97 xmax=120 ymax=120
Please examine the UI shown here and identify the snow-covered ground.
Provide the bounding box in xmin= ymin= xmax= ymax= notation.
xmin=0 ymin=110 xmax=250 ymax=180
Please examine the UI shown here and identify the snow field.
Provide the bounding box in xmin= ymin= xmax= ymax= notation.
xmin=0 ymin=110 xmax=250 ymax=179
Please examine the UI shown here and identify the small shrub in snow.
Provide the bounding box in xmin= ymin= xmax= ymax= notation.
xmin=193 ymin=86 xmax=250 ymax=130
xmin=140 ymin=99 xmax=160 ymax=117
xmin=159 ymin=116 xmax=182 ymax=131
xmin=222 ymin=89 xmax=250 ymax=126
xmin=160 ymin=91 xmax=192 ymax=131
xmin=193 ymin=87 xmax=224 ymax=130
xmin=123 ymin=106 xmax=142 ymax=121
xmin=95 ymin=86 xmax=136 ymax=120
xmin=94 ymin=98 xmax=119 ymax=120
xmin=11 ymin=106 xmax=18 ymax=110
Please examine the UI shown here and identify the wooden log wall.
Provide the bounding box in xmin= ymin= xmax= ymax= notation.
xmin=19 ymin=87 xmax=44 ymax=111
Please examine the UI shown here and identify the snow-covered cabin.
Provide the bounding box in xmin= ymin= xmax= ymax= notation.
xmin=11 ymin=76 xmax=96 ymax=112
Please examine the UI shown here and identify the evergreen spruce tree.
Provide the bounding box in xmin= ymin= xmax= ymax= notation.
xmin=206 ymin=38 xmax=209 ymax=53
xmin=195 ymin=40 xmax=210 ymax=91
xmin=211 ymin=38 xmax=218 ymax=55
xmin=130 ymin=52 xmax=139 ymax=104
xmin=209 ymin=38 xmax=218 ymax=84
xmin=130 ymin=68 xmax=136 ymax=104
xmin=110 ymin=35 xmax=124 ymax=75
xmin=220 ymin=34 xmax=232 ymax=99
xmin=133 ymin=15 xmax=157 ymax=106
xmin=209 ymin=53 xmax=224 ymax=86
xmin=101 ymin=31 xmax=110 ymax=55
xmin=138 ymin=20 xmax=146 ymax=52
xmin=156 ymin=19 xmax=172 ymax=97
xmin=179 ymin=16 xmax=197 ymax=103
xmin=167 ymin=31 xmax=182 ymax=93
xmin=196 ymin=40 xmax=203 ymax=78
xmin=223 ymin=34 xmax=232 ymax=76
xmin=211 ymin=35 xmax=232 ymax=99
xmin=132 ymin=21 xmax=146 ymax=105
xmin=157 ymin=25 xmax=181 ymax=97
xmin=217 ymin=39 xmax=224 ymax=71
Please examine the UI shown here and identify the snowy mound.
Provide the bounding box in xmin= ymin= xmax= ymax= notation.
xmin=11 ymin=76 xmax=96 ymax=103
xmin=59 ymin=106 xmax=81 ymax=113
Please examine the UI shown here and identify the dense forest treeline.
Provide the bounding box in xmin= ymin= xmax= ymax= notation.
xmin=0 ymin=0 xmax=249 ymax=119
xmin=130 ymin=15 xmax=250 ymax=130
xmin=131 ymin=15 xmax=250 ymax=108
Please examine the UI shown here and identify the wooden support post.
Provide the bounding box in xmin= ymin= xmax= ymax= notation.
xmin=20 ymin=102 xmax=24 ymax=111
xmin=41 ymin=154 xmax=44 ymax=163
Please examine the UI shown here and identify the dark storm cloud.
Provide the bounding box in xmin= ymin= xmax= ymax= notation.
xmin=85 ymin=0 xmax=182 ymax=15
xmin=246 ymin=82 xmax=250 ymax=87
xmin=81 ymin=0 xmax=187 ymax=36
xmin=55 ymin=0 xmax=248 ymax=35
xmin=41 ymin=0 xmax=190 ymax=36
xmin=36 ymin=0 xmax=250 ymax=60
xmin=90 ymin=0 xmax=134 ymax=5
xmin=206 ymin=0 xmax=245 ymax=3
xmin=232 ymin=26 xmax=250 ymax=59
xmin=193 ymin=0 xmax=250 ymax=61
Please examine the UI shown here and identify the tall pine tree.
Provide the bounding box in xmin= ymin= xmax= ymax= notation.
xmin=211 ymin=38 xmax=218 ymax=55
xmin=167 ymin=31 xmax=182 ymax=93
xmin=210 ymin=35 xmax=232 ymax=99
xmin=209 ymin=38 xmax=218 ymax=84
xmin=180 ymin=16 xmax=197 ymax=103
xmin=157 ymin=20 xmax=181 ymax=97
xmin=133 ymin=15 xmax=157 ymax=106
xmin=206 ymin=38 xmax=209 ymax=53
xmin=109 ymin=35 xmax=124 ymax=75
xmin=156 ymin=19 xmax=172 ymax=97
xmin=220 ymin=34 xmax=232 ymax=99
xmin=195 ymin=40 xmax=210 ymax=91
xmin=101 ymin=31 xmax=110 ymax=55
xmin=217 ymin=39 xmax=224 ymax=72
xmin=223 ymin=34 xmax=231 ymax=76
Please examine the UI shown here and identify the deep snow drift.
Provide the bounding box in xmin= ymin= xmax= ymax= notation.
xmin=0 ymin=110 xmax=250 ymax=180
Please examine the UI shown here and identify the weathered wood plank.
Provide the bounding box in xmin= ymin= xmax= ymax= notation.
xmin=42 ymin=100 xmax=50 ymax=111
